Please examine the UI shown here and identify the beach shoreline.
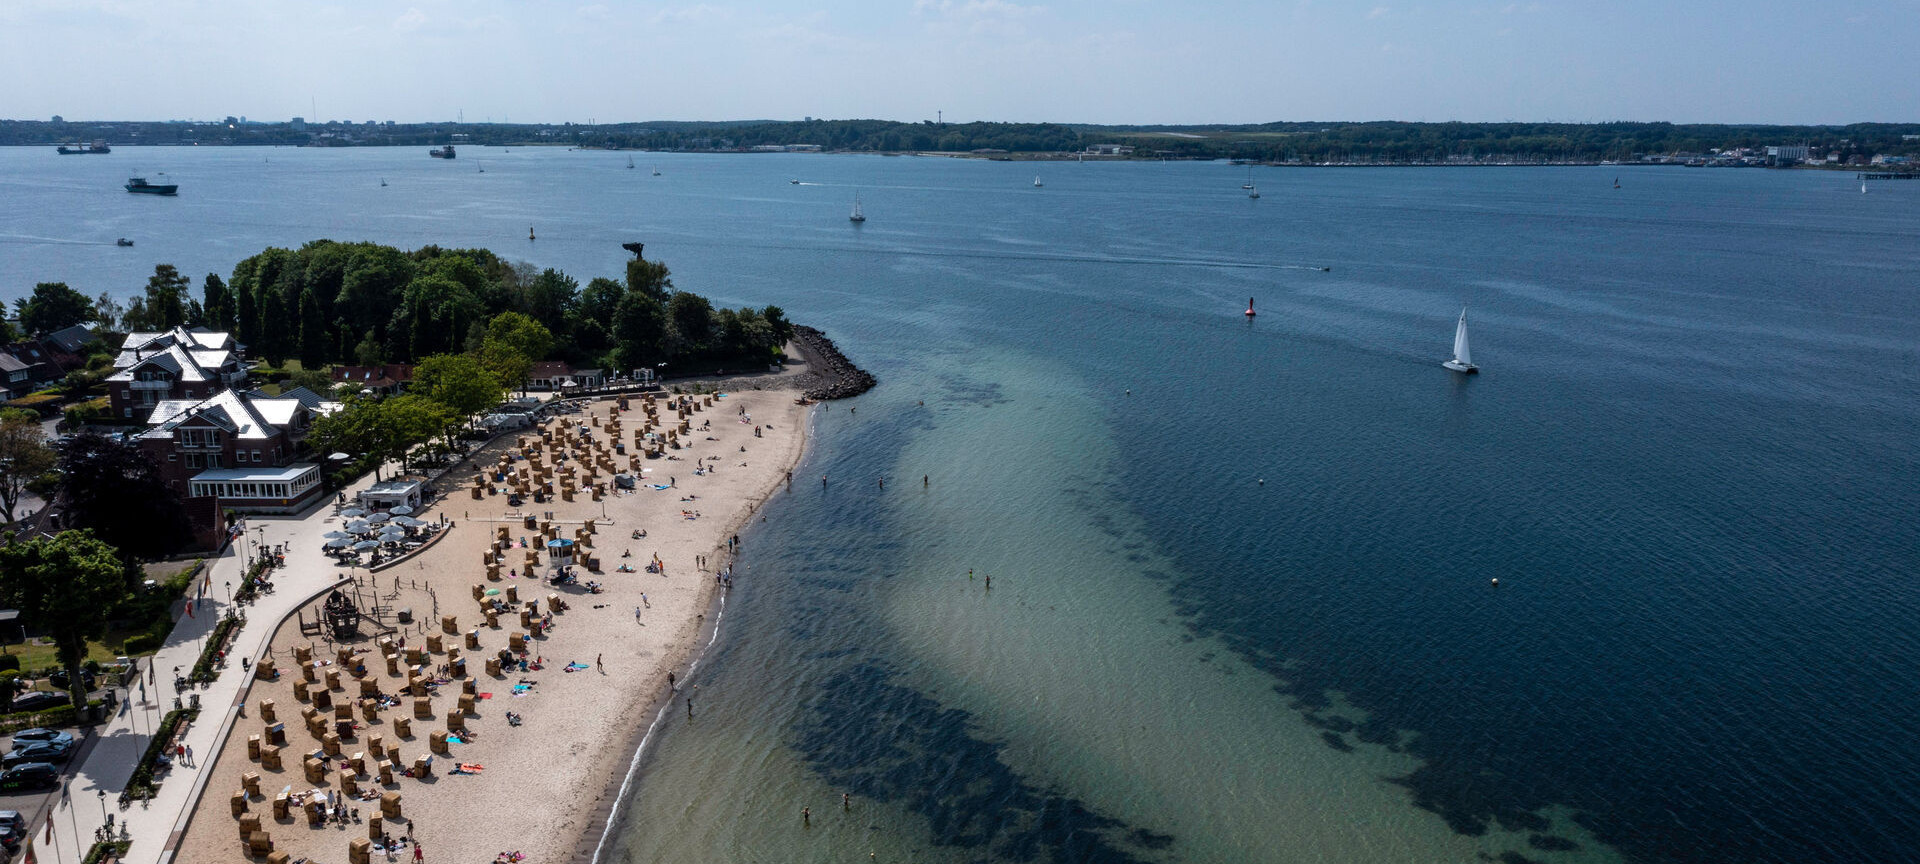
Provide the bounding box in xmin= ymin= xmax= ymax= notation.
xmin=172 ymin=373 xmax=817 ymax=864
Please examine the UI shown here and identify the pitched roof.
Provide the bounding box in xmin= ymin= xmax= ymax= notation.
xmin=142 ymin=389 xmax=315 ymax=441
xmin=529 ymin=361 xmax=573 ymax=378
xmin=43 ymin=325 xmax=95 ymax=355
xmin=120 ymin=326 xmax=233 ymax=355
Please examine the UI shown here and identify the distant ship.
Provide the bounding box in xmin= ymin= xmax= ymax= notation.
xmin=1442 ymin=307 xmax=1478 ymax=374
xmin=125 ymin=176 xmax=177 ymax=196
xmin=849 ymin=193 xmax=866 ymax=223
xmin=430 ymin=145 xmax=456 ymax=159
xmin=57 ymin=140 xmax=111 ymax=155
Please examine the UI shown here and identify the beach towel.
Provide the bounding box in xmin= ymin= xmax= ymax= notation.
xmin=564 ymin=662 xmax=590 ymax=672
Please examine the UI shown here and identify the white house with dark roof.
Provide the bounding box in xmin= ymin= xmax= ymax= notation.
xmin=107 ymin=326 xmax=247 ymax=419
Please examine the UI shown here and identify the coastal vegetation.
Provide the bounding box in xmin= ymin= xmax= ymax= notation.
xmin=6 ymin=117 xmax=1918 ymax=162
xmin=95 ymin=241 xmax=793 ymax=375
xmin=0 ymin=529 xmax=128 ymax=709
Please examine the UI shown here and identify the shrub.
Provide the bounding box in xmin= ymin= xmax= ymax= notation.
xmin=122 ymin=634 xmax=163 ymax=656
xmin=0 ymin=655 xmax=18 ymax=673
xmin=125 ymin=707 xmax=197 ymax=798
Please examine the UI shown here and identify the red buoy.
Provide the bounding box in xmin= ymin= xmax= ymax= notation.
xmin=1245 ymin=297 xmax=1256 ymax=317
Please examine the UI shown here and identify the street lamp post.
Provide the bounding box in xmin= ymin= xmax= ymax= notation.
xmin=97 ymin=788 xmax=107 ymax=823
xmin=224 ymin=581 xmax=231 ymax=604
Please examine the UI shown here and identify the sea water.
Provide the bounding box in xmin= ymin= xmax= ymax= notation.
xmin=3 ymin=148 xmax=1916 ymax=863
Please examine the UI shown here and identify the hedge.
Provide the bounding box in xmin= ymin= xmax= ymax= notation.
xmin=84 ymin=839 xmax=131 ymax=864
xmin=188 ymin=614 xmax=240 ymax=685
xmin=125 ymin=707 xmax=197 ymax=799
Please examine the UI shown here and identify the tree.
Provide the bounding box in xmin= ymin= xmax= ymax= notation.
xmin=298 ymin=287 xmax=328 ymax=368
xmin=92 ymin=292 xmax=125 ymax=332
xmin=142 ymin=264 xmax=191 ymax=330
xmin=0 ymin=410 xmax=58 ymax=525
xmin=391 ymin=274 xmax=485 ymax=359
xmin=0 ymin=530 xmax=128 ymax=709
xmin=17 ymin=282 xmax=94 ymax=335
xmin=202 ymin=272 xmax=234 ymax=332
xmin=57 ymin=432 xmax=190 ymax=560
xmin=611 ymin=291 xmax=668 ymax=370
xmin=480 ymin=312 xmax=552 ymax=393
xmin=378 ymin=395 xmax=453 ymax=472
xmin=413 ymin=353 xmax=503 ymax=420
xmin=524 ymin=269 xmax=579 ymax=340
xmin=483 ymin=312 xmax=553 ymax=362
xmin=625 ymin=257 xmax=674 ymax=303
xmin=668 ymin=292 xmax=714 ymax=353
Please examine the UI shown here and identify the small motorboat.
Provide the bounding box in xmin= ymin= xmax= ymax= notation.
xmin=116 ymin=238 xmax=134 ymax=247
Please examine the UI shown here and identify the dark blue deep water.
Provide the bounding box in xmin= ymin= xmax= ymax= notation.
xmin=5 ymin=149 xmax=1916 ymax=863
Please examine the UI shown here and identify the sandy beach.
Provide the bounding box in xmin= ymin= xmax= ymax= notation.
xmin=173 ymin=381 xmax=809 ymax=864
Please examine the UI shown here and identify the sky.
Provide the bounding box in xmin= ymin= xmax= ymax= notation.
xmin=2 ymin=0 xmax=1913 ymax=126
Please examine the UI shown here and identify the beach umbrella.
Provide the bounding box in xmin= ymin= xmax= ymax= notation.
xmin=378 ymin=529 xmax=407 ymax=542
xmin=398 ymin=516 xmax=430 ymax=527
xmin=345 ymin=520 xmax=372 ymax=533
xmin=389 ymin=505 xmax=415 ymax=516
xmin=322 ymin=531 xmax=351 ymax=540
xmin=323 ymin=538 xmax=352 ymax=549
xmin=340 ymin=507 xmax=366 ymax=517
xmin=366 ymin=512 xmax=391 ymax=524
xmin=352 ymin=540 xmax=381 ymax=551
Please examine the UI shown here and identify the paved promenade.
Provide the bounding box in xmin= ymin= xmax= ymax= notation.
xmin=42 ymin=471 xmax=390 ymax=864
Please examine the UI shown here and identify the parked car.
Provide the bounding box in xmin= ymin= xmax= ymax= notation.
xmin=5 ymin=691 xmax=67 ymax=714
xmin=0 ymin=763 xmax=58 ymax=792
xmin=7 ymin=728 xmax=67 ymax=744
xmin=47 ymin=669 xmax=96 ymax=691
xmin=0 ymin=810 xmax=22 ymax=850
xmin=2 ymin=739 xmax=72 ymax=767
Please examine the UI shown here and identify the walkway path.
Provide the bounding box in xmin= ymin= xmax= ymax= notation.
xmin=45 ymin=470 xmax=393 ymax=864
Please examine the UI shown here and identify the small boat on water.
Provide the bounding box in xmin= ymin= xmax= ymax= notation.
xmin=790 ymin=179 xmax=800 ymax=185
xmin=1033 ymin=176 xmax=1043 ymax=187
xmin=652 ymin=166 xmax=661 ymax=176
xmin=849 ymin=194 xmax=866 ymax=223
xmin=58 ymin=140 xmax=111 ymax=155
xmin=380 ymin=178 xmax=388 ymax=187
xmin=1614 ymin=177 xmax=1621 ymax=189
xmin=116 ymin=238 xmax=134 ymax=247
xmin=1244 ymin=297 xmax=1256 ymax=318
xmin=627 ymin=155 xmax=635 ymax=169
xmin=1242 ymin=166 xmax=1254 ymax=189
xmin=430 ymin=145 xmax=456 ymax=159
xmin=1862 ymin=179 xmax=1868 ymax=194
xmin=1248 ymin=183 xmax=1260 ymax=199
xmin=1442 ymin=307 xmax=1478 ymax=374
xmin=125 ymin=176 xmax=177 ymax=196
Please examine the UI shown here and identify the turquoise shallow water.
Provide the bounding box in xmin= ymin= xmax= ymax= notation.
xmin=4 ymin=148 xmax=1918 ymax=863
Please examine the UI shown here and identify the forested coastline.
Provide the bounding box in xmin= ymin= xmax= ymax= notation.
xmin=83 ymin=242 xmax=790 ymax=380
xmin=6 ymin=117 xmax=1916 ymax=162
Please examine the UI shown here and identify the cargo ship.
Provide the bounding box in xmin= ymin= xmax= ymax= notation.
xmin=430 ymin=145 xmax=456 ymax=159
xmin=57 ymin=140 xmax=111 ymax=155
xmin=125 ymin=176 xmax=178 ymax=196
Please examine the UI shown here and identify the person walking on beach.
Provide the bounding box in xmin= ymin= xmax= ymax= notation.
xmin=596 ymin=654 xmax=604 ymax=672
xmin=635 ymin=606 xmax=643 ymax=623
xmin=667 ymin=671 xmax=675 ymax=691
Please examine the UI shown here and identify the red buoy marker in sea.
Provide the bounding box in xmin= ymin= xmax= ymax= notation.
xmin=1245 ymin=297 xmax=1256 ymax=317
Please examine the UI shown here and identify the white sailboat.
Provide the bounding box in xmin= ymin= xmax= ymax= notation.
xmin=849 ymin=193 xmax=866 ymax=223
xmin=627 ymin=155 xmax=635 ymax=169
xmin=1861 ymin=179 xmax=1868 ymax=194
xmin=652 ymin=165 xmax=661 ymax=176
xmin=1442 ymin=308 xmax=1478 ymax=373
xmin=1242 ymin=166 xmax=1255 ymax=190
xmin=1033 ymin=175 xmax=1043 ymax=187
xmin=1248 ymin=182 xmax=1260 ymax=199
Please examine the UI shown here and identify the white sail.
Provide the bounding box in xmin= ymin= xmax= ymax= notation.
xmin=1452 ymin=308 xmax=1473 ymax=367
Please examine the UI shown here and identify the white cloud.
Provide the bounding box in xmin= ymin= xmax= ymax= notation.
xmin=1368 ymin=6 xmax=1389 ymax=19
xmin=393 ymin=7 xmax=426 ymax=31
